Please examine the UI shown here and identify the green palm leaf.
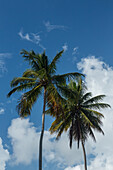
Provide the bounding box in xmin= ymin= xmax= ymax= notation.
xmin=10 ymin=77 xmax=36 ymax=87
xmin=83 ymin=95 xmax=106 ymax=105
xmin=7 ymin=82 xmax=37 ymax=97
xmin=83 ymin=103 xmax=111 ymax=110
xmin=48 ymin=50 xmax=64 ymax=74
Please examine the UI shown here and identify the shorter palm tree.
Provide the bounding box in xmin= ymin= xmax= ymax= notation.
xmin=49 ymin=77 xmax=110 ymax=170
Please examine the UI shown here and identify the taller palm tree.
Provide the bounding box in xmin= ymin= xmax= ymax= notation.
xmin=7 ymin=49 xmax=82 ymax=170
xmin=49 ymin=77 xmax=110 ymax=170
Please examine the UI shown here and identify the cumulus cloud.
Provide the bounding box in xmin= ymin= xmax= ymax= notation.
xmin=44 ymin=21 xmax=67 ymax=32
xmin=7 ymin=118 xmax=83 ymax=167
xmin=8 ymin=118 xmax=38 ymax=165
xmin=77 ymin=56 xmax=113 ymax=96
xmin=43 ymin=132 xmax=85 ymax=168
xmin=0 ymin=138 xmax=10 ymax=170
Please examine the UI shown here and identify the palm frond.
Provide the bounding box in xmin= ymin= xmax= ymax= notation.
xmin=54 ymin=72 xmax=84 ymax=82
xmin=81 ymin=111 xmax=94 ymax=127
xmin=81 ymin=92 xmax=92 ymax=103
xmin=56 ymin=84 xmax=78 ymax=101
xmin=7 ymin=82 xmax=37 ymax=97
xmin=88 ymin=127 xmax=96 ymax=142
xmin=21 ymin=50 xmax=40 ymax=70
xmin=46 ymin=83 xmax=65 ymax=117
xmin=83 ymin=103 xmax=111 ymax=110
xmin=52 ymin=75 xmax=66 ymax=86
xmin=48 ymin=50 xmax=64 ymax=74
xmin=22 ymin=69 xmax=39 ymax=78
xmin=10 ymin=77 xmax=36 ymax=87
xmin=17 ymin=84 xmax=42 ymax=117
xmin=41 ymin=51 xmax=49 ymax=70
xmin=82 ymin=108 xmax=104 ymax=118
xmin=83 ymin=95 xmax=106 ymax=105
xmin=69 ymin=125 xmax=73 ymax=148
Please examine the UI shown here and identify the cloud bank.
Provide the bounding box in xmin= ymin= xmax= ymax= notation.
xmin=7 ymin=118 xmax=93 ymax=169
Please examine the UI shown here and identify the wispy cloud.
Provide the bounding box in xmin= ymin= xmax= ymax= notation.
xmin=44 ymin=21 xmax=67 ymax=32
xmin=18 ymin=31 xmax=31 ymax=41
xmin=62 ymin=43 xmax=68 ymax=52
xmin=31 ymin=33 xmax=41 ymax=44
xmin=18 ymin=29 xmax=45 ymax=50
xmin=0 ymin=53 xmax=11 ymax=76
xmin=0 ymin=108 xmax=5 ymax=115
xmin=0 ymin=53 xmax=11 ymax=58
xmin=0 ymin=60 xmax=7 ymax=74
xmin=72 ymin=47 xmax=78 ymax=55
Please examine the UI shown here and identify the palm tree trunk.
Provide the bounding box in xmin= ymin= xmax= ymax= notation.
xmin=39 ymin=87 xmax=46 ymax=170
xmin=81 ymin=141 xmax=87 ymax=170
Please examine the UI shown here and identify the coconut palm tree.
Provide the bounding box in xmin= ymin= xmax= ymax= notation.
xmin=49 ymin=77 xmax=110 ymax=170
xmin=7 ymin=49 xmax=82 ymax=170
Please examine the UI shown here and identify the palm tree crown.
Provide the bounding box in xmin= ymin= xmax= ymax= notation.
xmin=8 ymin=49 xmax=82 ymax=117
xmin=49 ymin=77 xmax=110 ymax=170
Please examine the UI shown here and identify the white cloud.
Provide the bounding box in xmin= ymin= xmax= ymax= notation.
xmin=0 ymin=60 xmax=7 ymax=74
xmin=0 ymin=53 xmax=11 ymax=58
xmin=7 ymin=118 xmax=84 ymax=167
xmin=77 ymin=56 xmax=113 ymax=96
xmin=0 ymin=108 xmax=5 ymax=114
xmin=31 ymin=33 xmax=41 ymax=44
xmin=44 ymin=21 xmax=67 ymax=32
xmin=65 ymin=165 xmax=83 ymax=170
xmin=62 ymin=43 xmax=68 ymax=52
xmin=0 ymin=53 xmax=11 ymax=76
xmin=72 ymin=47 xmax=78 ymax=55
xmin=18 ymin=30 xmax=32 ymax=41
xmin=0 ymin=138 xmax=10 ymax=170
xmin=43 ymin=132 xmax=84 ymax=167
xmin=8 ymin=118 xmax=38 ymax=165
xmin=18 ymin=30 xmax=45 ymax=49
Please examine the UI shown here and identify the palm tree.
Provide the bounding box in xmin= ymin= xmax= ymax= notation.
xmin=7 ymin=49 xmax=82 ymax=170
xmin=49 ymin=77 xmax=110 ymax=170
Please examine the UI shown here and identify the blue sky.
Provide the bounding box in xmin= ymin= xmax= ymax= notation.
xmin=0 ymin=0 xmax=113 ymax=170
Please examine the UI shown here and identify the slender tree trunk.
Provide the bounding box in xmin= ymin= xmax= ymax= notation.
xmin=81 ymin=141 xmax=87 ymax=170
xmin=39 ymin=87 xmax=46 ymax=170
